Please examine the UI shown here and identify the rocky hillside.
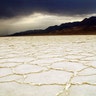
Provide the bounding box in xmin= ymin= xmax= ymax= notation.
xmin=10 ymin=16 xmax=96 ymax=36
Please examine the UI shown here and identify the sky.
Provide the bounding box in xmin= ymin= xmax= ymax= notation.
xmin=0 ymin=0 xmax=96 ymax=36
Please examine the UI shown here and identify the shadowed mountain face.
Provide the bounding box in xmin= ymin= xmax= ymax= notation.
xmin=10 ymin=16 xmax=96 ymax=36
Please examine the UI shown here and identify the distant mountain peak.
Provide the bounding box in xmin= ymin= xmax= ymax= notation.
xmin=9 ymin=16 xmax=96 ymax=36
xmin=81 ymin=16 xmax=96 ymax=26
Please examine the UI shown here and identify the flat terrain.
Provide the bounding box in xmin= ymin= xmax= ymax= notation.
xmin=0 ymin=36 xmax=96 ymax=96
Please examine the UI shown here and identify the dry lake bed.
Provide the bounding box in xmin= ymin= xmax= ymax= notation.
xmin=0 ymin=35 xmax=96 ymax=96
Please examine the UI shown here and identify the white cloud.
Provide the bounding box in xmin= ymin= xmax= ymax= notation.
xmin=0 ymin=13 xmax=95 ymax=35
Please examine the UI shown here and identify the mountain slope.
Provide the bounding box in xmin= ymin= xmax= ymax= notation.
xmin=10 ymin=16 xmax=96 ymax=36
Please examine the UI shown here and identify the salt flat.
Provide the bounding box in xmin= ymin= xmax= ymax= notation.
xmin=0 ymin=36 xmax=96 ymax=96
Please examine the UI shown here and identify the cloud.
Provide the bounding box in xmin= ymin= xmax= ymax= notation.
xmin=0 ymin=0 xmax=96 ymax=35
xmin=0 ymin=0 xmax=96 ymax=18
xmin=0 ymin=13 xmax=88 ymax=35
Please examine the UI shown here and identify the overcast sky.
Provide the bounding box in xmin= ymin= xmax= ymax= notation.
xmin=0 ymin=0 xmax=96 ymax=35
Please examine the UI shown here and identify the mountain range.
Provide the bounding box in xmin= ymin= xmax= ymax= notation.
xmin=10 ymin=16 xmax=96 ymax=36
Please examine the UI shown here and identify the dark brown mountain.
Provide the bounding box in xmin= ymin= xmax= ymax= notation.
xmin=10 ymin=16 xmax=96 ymax=36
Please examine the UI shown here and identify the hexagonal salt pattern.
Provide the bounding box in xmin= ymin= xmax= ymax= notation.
xmin=0 ymin=36 xmax=96 ymax=96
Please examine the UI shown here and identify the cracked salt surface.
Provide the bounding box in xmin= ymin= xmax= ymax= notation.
xmin=0 ymin=36 xmax=96 ymax=96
